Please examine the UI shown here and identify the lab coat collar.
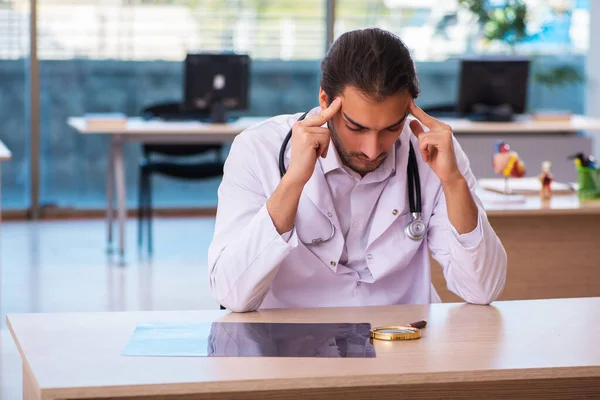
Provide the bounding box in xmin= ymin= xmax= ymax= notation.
xmin=320 ymin=137 xmax=398 ymax=184
xmin=319 ymin=138 xmax=344 ymax=175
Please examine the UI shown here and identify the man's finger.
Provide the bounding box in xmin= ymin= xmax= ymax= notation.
xmin=418 ymin=136 xmax=430 ymax=163
xmin=318 ymin=135 xmax=331 ymax=158
xmin=409 ymin=119 xmax=425 ymax=137
xmin=316 ymin=132 xmax=330 ymax=158
xmin=303 ymin=97 xmax=342 ymax=126
xmin=320 ymin=141 xmax=330 ymax=158
xmin=320 ymin=133 xmax=330 ymax=158
xmin=304 ymin=130 xmax=330 ymax=158
xmin=409 ymin=100 xmax=442 ymax=129
xmin=305 ymin=127 xmax=331 ymax=136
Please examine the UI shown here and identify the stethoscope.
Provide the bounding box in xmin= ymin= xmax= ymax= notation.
xmin=278 ymin=112 xmax=426 ymax=246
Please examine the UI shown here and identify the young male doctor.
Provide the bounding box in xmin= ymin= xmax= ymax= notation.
xmin=208 ymin=28 xmax=507 ymax=312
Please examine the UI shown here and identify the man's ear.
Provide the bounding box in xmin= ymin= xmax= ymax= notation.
xmin=318 ymin=87 xmax=329 ymax=110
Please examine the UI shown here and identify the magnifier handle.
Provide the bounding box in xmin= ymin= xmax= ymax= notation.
xmin=407 ymin=320 xmax=427 ymax=329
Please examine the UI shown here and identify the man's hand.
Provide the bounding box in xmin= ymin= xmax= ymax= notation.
xmin=286 ymin=97 xmax=342 ymax=186
xmin=409 ymin=100 xmax=477 ymax=234
xmin=266 ymin=98 xmax=341 ymax=235
xmin=408 ymin=100 xmax=463 ymax=185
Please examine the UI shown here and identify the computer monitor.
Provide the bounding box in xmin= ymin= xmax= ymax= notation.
xmin=457 ymin=57 xmax=530 ymax=122
xmin=183 ymin=53 xmax=251 ymax=123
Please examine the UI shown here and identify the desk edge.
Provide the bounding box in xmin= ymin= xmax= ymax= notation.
xmin=6 ymin=315 xmax=43 ymax=398
xmin=39 ymin=366 xmax=600 ymax=399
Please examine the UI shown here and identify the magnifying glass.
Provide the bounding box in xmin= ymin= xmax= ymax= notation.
xmin=370 ymin=320 xmax=427 ymax=341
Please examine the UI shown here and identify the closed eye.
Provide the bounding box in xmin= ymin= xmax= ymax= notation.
xmin=387 ymin=119 xmax=406 ymax=132
xmin=345 ymin=124 xmax=366 ymax=132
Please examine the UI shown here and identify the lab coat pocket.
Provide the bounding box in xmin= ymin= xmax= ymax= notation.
xmin=366 ymin=211 xmax=421 ymax=280
xmin=390 ymin=210 xmax=428 ymax=260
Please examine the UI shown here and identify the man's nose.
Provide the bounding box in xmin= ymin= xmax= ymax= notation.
xmin=361 ymin=134 xmax=381 ymax=160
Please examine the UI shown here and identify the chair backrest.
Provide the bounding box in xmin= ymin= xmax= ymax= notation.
xmin=141 ymin=102 xmax=182 ymax=119
xmin=140 ymin=102 xmax=224 ymax=160
xmin=141 ymin=101 xmax=210 ymax=121
xmin=143 ymin=144 xmax=223 ymax=158
xmin=422 ymin=104 xmax=457 ymax=113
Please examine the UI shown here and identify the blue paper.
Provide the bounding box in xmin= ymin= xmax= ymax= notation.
xmin=122 ymin=322 xmax=213 ymax=357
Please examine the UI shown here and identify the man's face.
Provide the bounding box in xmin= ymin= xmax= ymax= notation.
xmin=319 ymin=86 xmax=412 ymax=177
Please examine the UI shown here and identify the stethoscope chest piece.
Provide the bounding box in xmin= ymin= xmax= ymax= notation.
xmin=405 ymin=212 xmax=426 ymax=241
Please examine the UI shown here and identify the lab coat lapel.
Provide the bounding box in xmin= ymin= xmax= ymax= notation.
xmin=302 ymin=161 xmax=343 ymax=239
xmin=283 ymin=134 xmax=345 ymax=268
xmin=283 ymin=133 xmax=343 ymax=236
xmin=298 ymin=162 xmax=345 ymax=266
xmin=366 ymin=135 xmax=411 ymax=248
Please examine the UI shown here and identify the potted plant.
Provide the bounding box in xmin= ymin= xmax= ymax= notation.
xmin=459 ymin=0 xmax=528 ymax=54
xmin=458 ymin=0 xmax=583 ymax=114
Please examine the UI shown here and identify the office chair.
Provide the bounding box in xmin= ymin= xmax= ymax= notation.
xmin=138 ymin=105 xmax=225 ymax=254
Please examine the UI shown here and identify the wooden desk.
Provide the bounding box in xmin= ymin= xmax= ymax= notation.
xmin=7 ymin=298 xmax=600 ymax=399
xmin=67 ymin=114 xmax=600 ymax=261
xmin=433 ymin=193 xmax=600 ymax=302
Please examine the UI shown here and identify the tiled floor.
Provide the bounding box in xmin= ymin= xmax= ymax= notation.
xmin=0 ymin=217 xmax=220 ymax=400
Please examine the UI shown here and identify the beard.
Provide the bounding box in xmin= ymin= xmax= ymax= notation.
xmin=327 ymin=121 xmax=388 ymax=176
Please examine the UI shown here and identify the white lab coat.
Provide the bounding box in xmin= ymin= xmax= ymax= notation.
xmin=208 ymin=108 xmax=507 ymax=312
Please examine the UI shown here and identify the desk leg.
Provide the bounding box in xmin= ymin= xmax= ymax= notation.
xmin=114 ymin=137 xmax=126 ymax=263
xmin=22 ymin=364 xmax=41 ymax=400
xmin=106 ymin=139 xmax=115 ymax=253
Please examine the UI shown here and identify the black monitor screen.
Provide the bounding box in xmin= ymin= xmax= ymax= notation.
xmin=184 ymin=53 xmax=250 ymax=112
xmin=457 ymin=57 xmax=530 ymax=116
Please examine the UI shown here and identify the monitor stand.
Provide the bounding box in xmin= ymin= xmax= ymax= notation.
xmin=210 ymin=100 xmax=228 ymax=124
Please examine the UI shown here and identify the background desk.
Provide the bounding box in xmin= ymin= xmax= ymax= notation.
xmin=68 ymin=115 xmax=600 ymax=259
xmin=432 ymin=193 xmax=600 ymax=302
xmin=8 ymin=297 xmax=600 ymax=400
xmin=68 ymin=117 xmax=265 ymax=259
xmin=442 ymin=114 xmax=600 ymax=134
xmin=444 ymin=114 xmax=600 ymax=184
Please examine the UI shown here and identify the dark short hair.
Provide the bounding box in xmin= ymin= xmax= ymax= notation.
xmin=320 ymin=28 xmax=419 ymax=103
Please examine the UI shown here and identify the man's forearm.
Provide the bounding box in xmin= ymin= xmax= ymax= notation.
xmin=266 ymin=175 xmax=305 ymax=234
xmin=441 ymin=177 xmax=478 ymax=234
xmin=209 ymin=173 xmax=304 ymax=312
